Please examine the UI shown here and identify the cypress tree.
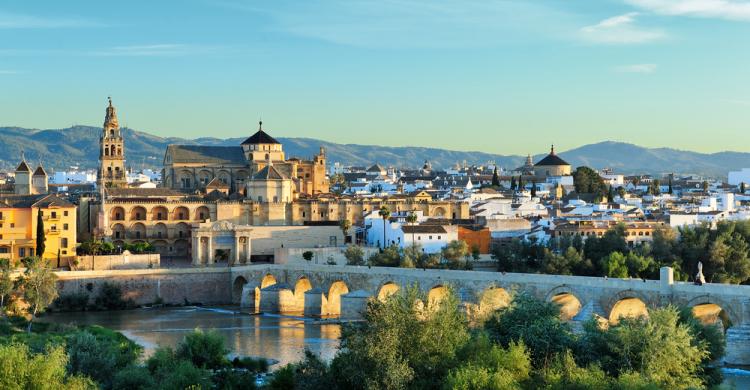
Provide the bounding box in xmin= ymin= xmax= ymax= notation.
xmin=607 ymin=185 xmax=614 ymax=203
xmin=741 ymin=182 xmax=746 ymax=194
xmin=491 ymin=167 xmax=500 ymax=187
xmin=510 ymin=176 xmax=516 ymax=191
xmin=530 ymin=180 xmax=537 ymax=197
xmin=668 ymin=177 xmax=673 ymax=194
xmin=518 ymin=176 xmax=524 ymax=191
xmin=36 ymin=208 xmax=45 ymax=258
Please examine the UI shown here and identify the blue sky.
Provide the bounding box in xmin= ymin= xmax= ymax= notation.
xmin=1 ymin=0 xmax=749 ymax=155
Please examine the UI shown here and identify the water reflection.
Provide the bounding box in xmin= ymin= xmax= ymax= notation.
xmin=41 ymin=307 xmax=341 ymax=367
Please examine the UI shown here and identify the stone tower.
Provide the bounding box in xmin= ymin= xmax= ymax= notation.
xmin=32 ymin=164 xmax=48 ymax=194
xmin=98 ymin=97 xmax=127 ymax=188
xmin=14 ymin=157 xmax=32 ymax=195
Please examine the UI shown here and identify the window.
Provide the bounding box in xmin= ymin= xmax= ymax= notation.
xmin=429 ymin=235 xmax=433 ymax=240
xmin=178 ymin=231 xmax=184 ymax=238
xmin=257 ymin=196 xmax=263 ymax=202
xmin=19 ymin=248 xmax=25 ymax=257
xmin=438 ymin=236 xmax=441 ymax=240
xmin=51 ymin=224 xmax=57 ymax=231
xmin=0 ymin=212 xmax=3 ymax=219
xmin=273 ymin=196 xmax=278 ymax=202
xmin=63 ymin=223 xmax=69 ymax=231
xmin=181 ymin=178 xmax=191 ymax=188
xmin=157 ymin=212 xmax=164 ymax=220
xmin=10 ymin=223 xmax=14 ymax=228
xmin=115 ymin=231 xmax=121 ymax=239
xmin=64 ymin=211 xmax=68 ymax=217
xmin=157 ymin=232 xmax=162 ymax=238
xmin=61 ymin=238 xmax=68 ymax=248
xmin=51 ymin=211 xmax=57 ymax=219
xmin=0 ymin=247 xmax=7 ymax=254
xmin=136 ymin=231 xmax=141 ymax=239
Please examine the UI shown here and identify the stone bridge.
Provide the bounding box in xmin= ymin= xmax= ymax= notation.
xmin=230 ymin=264 xmax=750 ymax=365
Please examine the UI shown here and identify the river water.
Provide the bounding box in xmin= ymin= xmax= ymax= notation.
xmin=41 ymin=306 xmax=750 ymax=387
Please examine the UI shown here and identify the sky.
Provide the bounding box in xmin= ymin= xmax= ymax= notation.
xmin=1 ymin=0 xmax=749 ymax=155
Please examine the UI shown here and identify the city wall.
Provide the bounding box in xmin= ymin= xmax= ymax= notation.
xmin=69 ymin=253 xmax=161 ymax=271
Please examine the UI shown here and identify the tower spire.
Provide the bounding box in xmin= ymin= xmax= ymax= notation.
xmin=550 ymin=144 xmax=555 ymax=155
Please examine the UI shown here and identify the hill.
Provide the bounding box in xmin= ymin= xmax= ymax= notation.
xmin=0 ymin=126 xmax=746 ymax=177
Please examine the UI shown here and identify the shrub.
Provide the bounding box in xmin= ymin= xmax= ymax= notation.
xmin=66 ymin=331 xmax=118 ymax=387
xmin=93 ymin=282 xmax=133 ymax=310
xmin=302 ymin=251 xmax=314 ymax=261
xmin=0 ymin=343 xmax=95 ymax=389
xmin=344 ymin=245 xmax=365 ymax=266
xmin=111 ymin=365 xmax=155 ymax=390
xmin=53 ymin=292 xmax=89 ymax=311
xmin=176 ymin=328 xmax=229 ymax=370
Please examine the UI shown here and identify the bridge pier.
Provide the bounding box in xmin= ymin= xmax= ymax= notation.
xmin=239 ymin=284 xmax=257 ymax=311
xmin=304 ymin=288 xmax=327 ymax=317
xmin=259 ymin=283 xmax=294 ymax=313
xmin=341 ymin=290 xmax=372 ymax=320
xmin=725 ymin=325 xmax=750 ymax=365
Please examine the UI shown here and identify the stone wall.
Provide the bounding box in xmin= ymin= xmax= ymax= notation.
xmin=55 ymin=268 xmax=231 ymax=306
xmin=274 ymin=246 xmax=380 ymax=265
xmin=249 ymin=226 xmax=344 ymax=255
xmin=70 ymin=253 xmax=160 ymax=271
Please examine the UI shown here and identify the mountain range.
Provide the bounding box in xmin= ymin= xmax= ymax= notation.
xmin=0 ymin=126 xmax=747 ymax=178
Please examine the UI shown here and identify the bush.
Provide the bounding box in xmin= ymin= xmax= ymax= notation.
xmin=159 ymin=360 xmax=212 ymax=390
xmin=302 ymin=251 xmax=314 ymax=261
xmin=176 ymin=328 xmax=229 ymax=370
xmin=232 ymin=356 xmax=269 ymax=372
xmin=93 ymin=282 xmax=133 ymax=310
xmin=269 ymin=364 xmax=296 ymax=389
xmin=66 ymin=328 xmax=142 ymax=388
xmin=54 ymin=292 xmax=89 ymax=311
xmin=0 ymin=343 xmax=95 ymax=389
xmin=212 ymin=368 xmax=257 ymax=390
xmin=112 ymin=365 xmax=155 ymax=390
xmin=344 ymin=245 xmax=365 ymax=266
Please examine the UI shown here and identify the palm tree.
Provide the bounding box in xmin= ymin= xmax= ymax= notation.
xmin=406 ymin=212 xmax=418 ymax=247
xmin=378 ymin=205 xmax=391 ymax=249
xmin=339 ymin=219 xmax=352 ymax=245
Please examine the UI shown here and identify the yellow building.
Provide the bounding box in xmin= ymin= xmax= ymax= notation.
xmin=0 ymin=194 xmax=77 ymax=265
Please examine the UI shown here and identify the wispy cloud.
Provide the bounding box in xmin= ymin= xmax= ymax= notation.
xmin=228 ymin=0 xmax=580 ymax=48
xmin=626 ymin=0 xmax=750 ymax=22
xmin=90 ymin=44 xmax=217 ymax=57
xmin=0 ymin=11 xmax=103 ymax=28
xmin=615 ymin=63 xmax=658 ymax=73
xmin=580 ymin=12 xmax=666 ymax=44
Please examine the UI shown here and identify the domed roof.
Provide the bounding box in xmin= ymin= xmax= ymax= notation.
xmin=241 ymin=121 xmax=280 ymax=145
xmin=535 ymin=145 xmax=570 ymax=167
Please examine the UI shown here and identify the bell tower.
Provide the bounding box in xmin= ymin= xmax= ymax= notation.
xmin=97 ymin=97 xmax=127 ymax=188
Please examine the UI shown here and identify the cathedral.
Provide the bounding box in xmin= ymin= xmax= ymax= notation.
xmin=162 ymin=121 xmax=328 ymax=198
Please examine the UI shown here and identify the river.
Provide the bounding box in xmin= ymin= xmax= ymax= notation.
xmin=40 ymin=306 xmax=750 ymax=387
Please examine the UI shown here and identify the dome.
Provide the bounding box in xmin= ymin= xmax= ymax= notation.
xmin=535 ymin=145 xmax=570 ymax=167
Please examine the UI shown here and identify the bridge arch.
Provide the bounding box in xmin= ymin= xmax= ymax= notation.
xmin=255 ymin=273 xmax=279 ymax=310
xmin=545 ymin=285 xmax=584 ymax=321
xmin=377 ymin=282 xmax=400 ymax=302
xmin=326 ymin=281 xmax=350 ymax=316
xmin=232 ymin=276 xmax=248 ymax=304
xmin=686 ymin=295 xmax=738 ymax=330
xmin=477 ymin=286 xmax=511 ymax=315
xmin=427 ymin=285 xmax=449 ymax=309
xmin=607 ymin=290 xmax=652 ymax=324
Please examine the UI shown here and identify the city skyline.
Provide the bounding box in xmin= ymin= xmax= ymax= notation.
xmin=1 ymin=0 xmax=750 ymax=154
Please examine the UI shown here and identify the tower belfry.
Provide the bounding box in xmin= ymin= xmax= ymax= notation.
xmin=98 ymin=97 xmax=127 ymax=188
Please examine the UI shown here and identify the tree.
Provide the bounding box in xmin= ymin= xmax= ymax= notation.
xmin=601 ymin=252 xmax=629 ymax=278
xmin=36 ymin=208 xmax=46 ymax=258
xmin=378 ymin=205 xmax=391 ymax=249
xmin=606 ymin=185 xmax=614 ymax=203
xmin=651 ymin=179 xmax=661 ymax=195
xmin=339 ymin=219 xmax=351 ymax=244
xmin=491 ymin=166 xmax=500 ymax=187
xmin=530 ymin=180 xmax=537 ymax=197
xmin=485 ymin=293 xmax=575 ymax=368
xmin=741 ymin=182 xmax=747 ymax=194
xmin=176 ymin=328 xmax=229 ymax=370
xmin=344 ymin=245 xmax=365 ymax=266
xmin=668 ymin=176 xmax=673 ymax=194
xmin=0 ymin=344 xmax=94 ymax=389
xmin=517 ymin=176 xmax=524 ymax=192
xmin=406 ymin=212 xmax=418 ymax=246
xmin=442 ymin=240 xmax=469 ymax=269
xmin=329 ymin=286 xmax=469 ymax=389
xmin=702 ymin=180 xmax=709 ymax=193
xmin=66 ymin=330 xmax=137 ymax=388
xmin=0 ymin=259 xmax=13 ymax=315
xmin=446 ymin=335 xmax=531 ymax=390
xmin=573 ymin=166 xmax=606 ymax=195
xmin=510 ymin=176 xmax=517 ymax=191
xmin=20 ymin=256 xmax=58 ymax=332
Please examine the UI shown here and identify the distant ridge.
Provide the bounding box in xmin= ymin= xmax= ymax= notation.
xmin=0 ymin=126 xmax=747 ymax=177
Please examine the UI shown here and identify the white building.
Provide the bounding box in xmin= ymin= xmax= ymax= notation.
xmin=728 ymin=168 xmax=750 ymax=186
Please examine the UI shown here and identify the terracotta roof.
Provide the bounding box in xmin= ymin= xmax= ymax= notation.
xmin=205 ymin=177 xmax=229 ymax=189
xmin=0 ymin=194 xmax=73 ymax=208
xmin=107 ymin=188 xmax=186 ymax=197
xmin=241 ymin=129 xmax=280 ymax=145
xmin=165 ymin=145 xmax=246 ymax=165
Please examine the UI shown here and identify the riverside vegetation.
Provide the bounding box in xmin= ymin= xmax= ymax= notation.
xmin=269 ymin=287 xmax=726 ymax=390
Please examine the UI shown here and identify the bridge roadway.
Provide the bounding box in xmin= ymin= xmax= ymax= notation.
xmin=230 ymin=263 xmax=750 ymax=365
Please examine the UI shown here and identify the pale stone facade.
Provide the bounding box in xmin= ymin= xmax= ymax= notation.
xmin=98 ymin=98 xmax=127 ymax=188
xmin=192 ymin=220 xmax=252 ymax=266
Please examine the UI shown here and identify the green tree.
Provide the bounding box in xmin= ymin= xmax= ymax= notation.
xmin=330 ymin=286 xmax=469 ymax=389
xmin=707 ymin=229 xmax=750 ymax=283
xmin=36 ymin=208 xmax=45 ymax=258
xmin=601 ymin=252 xmax=629 ymax=278
xmin=0 ymin=343 xmax=95 ymax=389
xmin=573 ymin=166 xmax=606 ymax=195
xmin=606 ymin=185 xmax=614 ymax=203
xmin=302 ymin=251 xmax=314 ymax=262
xmin=378 ymin=205 xmax=391 ymax=249
xmin=176 ymin=328 xmax=229 ymax=370
xmin=66 ymin=329 xmax=141 ymax=388
xmin=20 ymin=256 xmax=58 ymax=332
xmin=578 ymin=307 xmax=708 ymax=389
xmin=406 ymin=212 xmax=418 ymax=246
xmin=0 ymin=259 xmax=14 ymax=315
xmin=517 ymin=176 xmax=524 ymax=192
xmin=445 ymin=334 xmax=531 ymax=390
xmin=442 ymin=240 xmax=469 ymax=269
xmin=485 ymin=293 xmax=575 ymax=368
xmin=510 ymin=176 xmax=517 ymax=191
xmin=702 ymin=180 xmax=709 ymax=193
xmin=668 ymin=176 xmax=673 ymax=194
xmin=367 ymin=245 xmax=401 ymax=267
xmin=339 ymin=219 xmax=352 ymax=244
xmin=112 ymin=365 xmax=155 ymax=390
xmin=530 ymin=180 xmax=537 ymax=197
xmin=491 ymin=166 xmax=500 ymax=187
xmin=344 ymin=245 xmax=365 ymax=266
xmin=741 ymin=182 xmax=747 ymax=193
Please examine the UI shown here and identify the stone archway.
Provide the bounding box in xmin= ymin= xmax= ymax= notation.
xmin=326 ymin=281 xmax=350 ymax=316
xmin=686 ymin=295 xmax=738 ymax=331
xmin=545 ymin=286 xmax=584 ymax=321
xmin=477 ymin=287 xmax=511 ymax=317
xmin=427 ymin=285 xmax=449 ymax=310
xmin=293 ymin=277 xmax=313 ymax=312
xmin=233 ymin=276 xmax=248 ymax=304
xmin=609 ymin=296 xmax=649 ymax=325
xmin=377 ymin=282 xmax=400 ymax=302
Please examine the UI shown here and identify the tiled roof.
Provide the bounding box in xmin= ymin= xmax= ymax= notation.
xmin=107 ymin=188 xmax=186 ymax=197
xmin=16 ymin=161 xmax=31 ymax=172
xmin=166 ymin=145 xmax=247 ymax=165
xmin=252 ymin=165 xmax=288 ymax=180
xmin=0 ymin=194 xmax=73 ymax=208
xmin=205 ymin=177 xmax=229 ymax=189
xmin=535 ymin=153 xmax=570 ymax=167
xmin=33 ymin=166 xmax=47 ymax=176
xmin=241 ymin=129 xmax=280 ymax=145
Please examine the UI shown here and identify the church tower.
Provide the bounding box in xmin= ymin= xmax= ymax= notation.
xmin=98 ymin=97 xmax=127 ymax=188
